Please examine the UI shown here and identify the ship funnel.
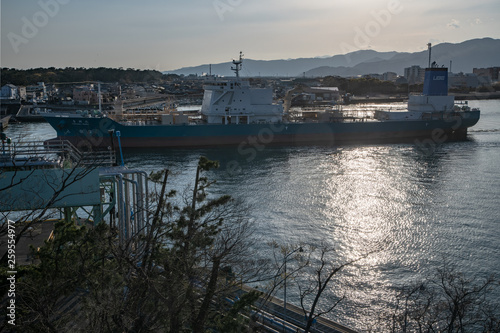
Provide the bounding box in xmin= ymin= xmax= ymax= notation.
xmin=423 ymin=67 xmax=448 ymax=96
xmin=423 ymin=43 xmax=448 ymax=96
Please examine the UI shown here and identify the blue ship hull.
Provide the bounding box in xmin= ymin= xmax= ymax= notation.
xmin=44 ymin=111 xmax=480 ymax=148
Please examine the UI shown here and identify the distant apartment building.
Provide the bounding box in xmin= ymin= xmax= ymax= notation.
xmin=1 ymin=84 xmax=19 ymax=99
xmin=291 ymin=86 xmax=340 ymax=106
xmin=26 ymin=82 xmax=48 ymax=102
xmin=1 ymin=84 xmax=27 ymax=100
xmin=404 ymin=66 xmax=426 ymax=85
xmin=382 ymin=72 xmax=398 ymax=82
xmin=448 ymin=73 xmax=481 ymax=89
xmin=306 ymin=86 xmax=339 ymax=101
xmin=473 ymin=67 xmax=500 ymax=82
xmin=18 ymin=86 xmax=27 ymax=100
xmin=108 ymin=83 xmax=122 ymax=97
xmin=73 ymin=85 xmax=99 ymax=105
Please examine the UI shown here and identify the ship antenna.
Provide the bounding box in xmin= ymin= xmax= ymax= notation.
xmin=231 ymin=51 xmax=244 ymax=79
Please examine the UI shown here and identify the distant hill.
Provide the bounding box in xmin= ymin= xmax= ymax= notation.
xmin=165 ymin=38 xmax=500 ymax=77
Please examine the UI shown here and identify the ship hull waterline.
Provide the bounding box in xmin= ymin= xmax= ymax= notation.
xmin=44 ymin=112 xmax=480 ymax=149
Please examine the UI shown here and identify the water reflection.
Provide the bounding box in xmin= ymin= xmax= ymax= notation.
xmin=4 ymin=101 xmax=498 ymax=331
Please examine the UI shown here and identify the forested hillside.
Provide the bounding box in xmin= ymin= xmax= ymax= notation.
xmin=1 ymin=67 xmax=178 ymax=86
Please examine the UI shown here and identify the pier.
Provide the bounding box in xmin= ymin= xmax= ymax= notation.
xmin=0 ymin=139 xmax=149 ymax=242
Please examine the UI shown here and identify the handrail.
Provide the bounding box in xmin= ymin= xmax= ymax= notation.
xmin=1 ymin=139 xmax=116 ymax=168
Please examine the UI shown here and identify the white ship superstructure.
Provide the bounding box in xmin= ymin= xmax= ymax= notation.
xmin=200 ymin=52 xmax=283 ymax=125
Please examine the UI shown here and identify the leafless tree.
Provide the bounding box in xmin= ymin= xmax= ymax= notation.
xmin=376 ymin=262 xmax=500 ymax=333
xmin=296 ymin=243 xmax=384 ymax=333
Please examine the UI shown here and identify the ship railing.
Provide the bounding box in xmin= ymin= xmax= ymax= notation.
xmin=290 ymin=107 xmax=380 ymax=122
xmin=1 ymin=140 xmax=116 ymax=168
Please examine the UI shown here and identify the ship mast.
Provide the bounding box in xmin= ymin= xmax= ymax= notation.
xmin=231 ymin=51 xmax=244 ymax=79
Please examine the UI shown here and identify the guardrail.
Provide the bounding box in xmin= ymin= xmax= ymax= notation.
xmin=1 ymin=140 xmax=116 ymax=168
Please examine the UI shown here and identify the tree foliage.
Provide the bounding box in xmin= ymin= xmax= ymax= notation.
xmin=1 ymin=157 xmax=262 ymax=332
xmin=321 ymin=75 xmax=418 ymax=95
xmin=0 ymin=67 xmax=177 ymax=86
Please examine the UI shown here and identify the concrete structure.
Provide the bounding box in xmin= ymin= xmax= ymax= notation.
xmin=26 ymin=82 xmax=48 ymax=102
xmin=473 ymin=67 xmax=500 ymax=83
xmin=73 ymin=85 xmax=100 ymax=105
xmin=382 ymin=72 xmax=398 ymax=82
xmin=301 ymin=86 xmax=340 ymax=101
xmin=0 ymin=139 xmax=148 ymax=243
xmin=18 ymin=86 xmax=27 ymax=100
xmin=449 ymin=73 xmax=482 ymax=89
xmin=404 ymin=65 xmax=426 ymax=85
xmin=1 ymin=84 xmax=19 ymax=100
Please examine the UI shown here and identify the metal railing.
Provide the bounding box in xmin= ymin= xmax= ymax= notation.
xmin=1 ymin=139 xmax=116 ymax=168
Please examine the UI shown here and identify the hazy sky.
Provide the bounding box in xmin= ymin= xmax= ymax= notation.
xmin=1 ymin=0 xmax=499 ymax=71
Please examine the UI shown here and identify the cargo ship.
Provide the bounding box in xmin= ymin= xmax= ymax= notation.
xmin=44 ymin=53 xmax=480 ymax=149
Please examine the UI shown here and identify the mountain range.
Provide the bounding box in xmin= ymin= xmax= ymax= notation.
xmin=165 ymin=38 xmax=500 ymax=78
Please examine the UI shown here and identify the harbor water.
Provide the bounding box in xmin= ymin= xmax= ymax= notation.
xmin=4 ymin=99 xmax=500 ymax=331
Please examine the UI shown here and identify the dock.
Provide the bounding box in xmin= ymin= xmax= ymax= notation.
xmin=15 ymin=105 xmax=46 ymax=122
